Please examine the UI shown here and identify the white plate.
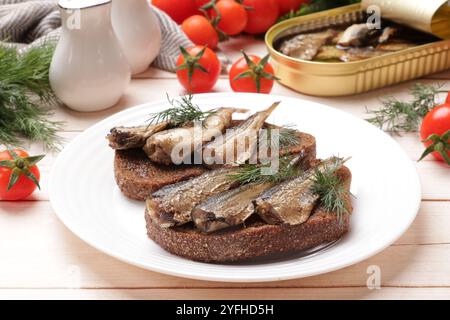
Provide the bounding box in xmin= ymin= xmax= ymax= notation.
xmin=49 ymin=93 xmax=421 ymax=283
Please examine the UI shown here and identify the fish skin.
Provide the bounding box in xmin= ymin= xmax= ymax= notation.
xmin=378 ymin=26 xmax=397 ymax=44
xmin=255 ymin=158 xmax=343 ymax=226
xmin=192 ymin=182 xmax=274 ymax=233
xmin=341 ymin=47 xmax=387 ymax=62
xmin=338 ymin=23 xmax=379 ymax=47
xmin=143 ymin=108 xmax=244 ymax=165
xmin=203 ymin=102 xmax=280 ymax=167
xmin=146 ymin=168 xmax=240 ymax=228
xmin=107 ymin=122 xmax=169 ymax=150
xmin=279 ymin=29 xmax=338 ymax=61
xmin=314 ymin=45 xmax=346 ymax=62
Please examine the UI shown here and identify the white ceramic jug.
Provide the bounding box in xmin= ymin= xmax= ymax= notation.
xmin=50 ymin=0 xmax=131 ymax=112
xmin=112 ymin=0 xmax=162 ymax=75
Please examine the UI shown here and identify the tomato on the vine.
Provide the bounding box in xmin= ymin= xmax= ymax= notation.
xmin=176 ymin=46 xmax=221 ymax=93
xmin=229 ymin=51 xmax=278 ymax=94
xmin=419 ymin=95 xmax=450 ymax=165
xmin=210 ymin=0 xmax=248 ymax=36
xmin=0 ymin=149 xmax=44 ymax=201
xmin=242 ymin=0 xmax=279 ymax=34
xmin=153 ymin=0 xmax=198 ymax=24
xmin=182 ymin=15 xmax=219 ymax=49
xmin=277 ymin=0 xmax=309 ymax=15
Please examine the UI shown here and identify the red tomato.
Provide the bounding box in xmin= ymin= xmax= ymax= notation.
xmin=229 ymin=52 xmax=277 ymax=94
xmin=176 ymin=46 xmax=221 ymax=93
xmin=242 ymin=0 xmax=279 ymax=34
xmin=420 ymin=98 xmax=450 ymax=165
xmin=0 ymin=149 xmax=43 ymax=201
xmin=182 ymin=15 xmax=219 ymax=49
xmin=153 ymin=0 xmax=198 ymax=24
xmin=195 ymin=0 xmax=210 ymax=7
xmin=210 ymin=0 xmax=248 ymax=36
xmin=277 ymin=0 xmax=309 ymax=15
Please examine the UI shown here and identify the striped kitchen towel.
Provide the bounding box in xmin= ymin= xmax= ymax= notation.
xmin=0 ymin=0 xmax=193 ymax=72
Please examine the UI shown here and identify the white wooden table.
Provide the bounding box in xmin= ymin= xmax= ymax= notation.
xmin=1 ymin=38 xmax=450 ymax=300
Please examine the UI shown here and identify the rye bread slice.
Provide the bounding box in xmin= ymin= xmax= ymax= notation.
xmin=145 ymin=166 xmax=352 ymax=263
xmin=114 ymin=149 xmax=208 ymax=201
xmin=114 ymin=131 xmax=316 ymax=201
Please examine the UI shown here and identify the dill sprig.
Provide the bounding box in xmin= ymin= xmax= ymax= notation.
xmin=279 ymin=124 xmax=301 ymax=148
xmin=148 ymin=94 xmax=214 ymax=127
xmin=265 ymin=124 xmax=301 ymax=149
xmin=366 ymin=83 xmax=447 ymax=133
xmin=312 ymin=157 xmax=350 ymax=221
xmin=229 ymin=156 xmax=301 ymax=185
xmin=0 ymin=43 xmax=63 ymax=150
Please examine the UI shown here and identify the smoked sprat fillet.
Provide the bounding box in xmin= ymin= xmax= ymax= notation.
xmin=255 ymin=157 xmax=344 ymax=226
xmin=107 ymin=122 xmax=169 ymax=150
xmin=203 ymin=102 xmax=280 ymax=167
xmin=146 ymin=168 xmax=240 ymax=228
xmin=192 ymin=182 xmax=275 ymax=233
xmin=144 ymin=108 xmax=247 ymax=165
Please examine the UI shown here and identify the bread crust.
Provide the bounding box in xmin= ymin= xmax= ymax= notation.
xmin=145 ymin=166 xmax=352 ymax=263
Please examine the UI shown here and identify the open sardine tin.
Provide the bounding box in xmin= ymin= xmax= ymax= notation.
xmin=265 ymin=0 xmax=450 ymax=96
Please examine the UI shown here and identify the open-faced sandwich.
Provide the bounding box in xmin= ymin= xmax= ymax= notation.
xmin=107 ymin=96 xmax=353 ymax=263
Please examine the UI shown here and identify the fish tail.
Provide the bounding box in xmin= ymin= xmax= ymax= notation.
xmin=265 ymin=101 xmax=281 ymax=114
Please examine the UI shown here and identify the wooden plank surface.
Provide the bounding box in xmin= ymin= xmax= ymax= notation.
xmin=1 ymin=199 xmax=449 ymax=289
xmin=1 ymin=288 xmax=450 ymax=300
xmin=1 ymin=37 xmax=449 ymax=300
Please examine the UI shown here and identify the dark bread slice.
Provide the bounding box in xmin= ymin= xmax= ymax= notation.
xmin=115 ymin=131 xmax=316 ymax=201
xmin=145 ymin=166 xmax=352 ymax=263
xmin=114 ymin=149 xmax=208 ymax=201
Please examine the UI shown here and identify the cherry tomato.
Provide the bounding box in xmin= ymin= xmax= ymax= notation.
xmin=176 ymin=46 xmax=221 ymax=93
xmin=242 ymin=0 xmax=279 ymax=34
xmin=277 ymin=0 xmax=309 ymax=15
xmin=229 ymin=52 xmax=277 ymax=94
xmin=420 ymin=98 xmax=450 ymax=165
xmin=195 ymin=0 xmax=211 ymax=7
xmin=210 ymin=0 xmax=248 ymax=36
xmin=182 ymin=15 xmax=219 ymax=49
xmin=0 ymin=149 xmax=44 ymax=201
xmin=153 ymin=0 xmax=198 ymax=24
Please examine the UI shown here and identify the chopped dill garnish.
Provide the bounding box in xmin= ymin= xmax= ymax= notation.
xmin=312 ymin=157 xmax=351 ymax=222
xmin=0 ymin=43 xmax=63 ymax=150
xmin=228 ymin=156 xmax=302 ymax=185
xmin=148 ymin=94 xmax=214 ymax=127
xmin=366 ymin=83 xmax=447 ymax=133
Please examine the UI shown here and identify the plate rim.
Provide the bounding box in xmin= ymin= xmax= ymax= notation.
xmin=49 ymin=92 xmax=422 ymax=283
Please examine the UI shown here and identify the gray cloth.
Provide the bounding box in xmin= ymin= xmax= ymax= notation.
xmin=0 ymin=0 xmax=193 ymax=72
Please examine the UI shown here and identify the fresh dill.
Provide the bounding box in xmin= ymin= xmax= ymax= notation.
xmin=228 ymin=156 xmax=301 ymax=185
xmin=0 ymin=43 xmax=63 ymax=150
xmin=312 ymin=157 xmax=350 ymax=222
xmin=366 ymin=83 xmax=447 ymax=133
xmin=265 ymin=124 xmax=301 ymax=149
xmin=279 ymin=124 xmax=301 ymax=148
xmin=148 ymin=94 xmax=214 ymax=127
